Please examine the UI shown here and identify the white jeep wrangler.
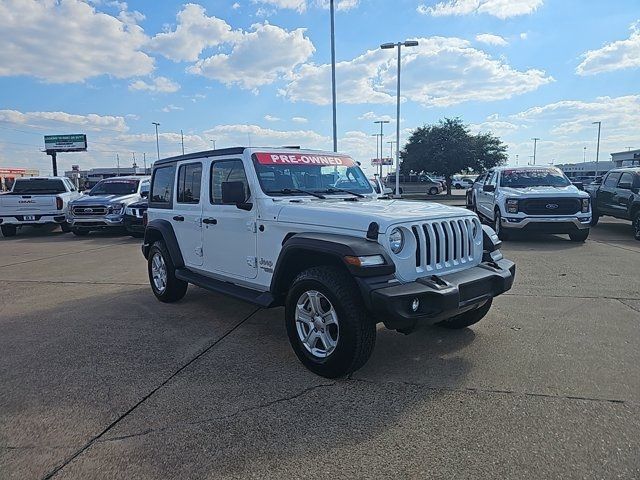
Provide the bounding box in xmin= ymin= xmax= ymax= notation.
xmin=142 ymin=147 xmax=515 ymax=378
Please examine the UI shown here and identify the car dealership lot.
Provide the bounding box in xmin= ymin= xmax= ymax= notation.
xmin=1 ymin=220 xmax=639 ymax=479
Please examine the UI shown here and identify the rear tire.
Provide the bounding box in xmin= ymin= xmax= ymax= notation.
xmin=285 ymin=266 xmax=376 ymax=378
xmin=60 ymin=222 xmax=72 ymax=233
xmin=569 ymin=229 xmax=589 ymax=242
xmin=429 ymin=187 xmax=439 ymax=195
xmin=1 ymin=225 xmax=17 ymax=237
xmin=437 ymin=299 xmax=492 ymax=329
xmin=71 ymin=227 xmax=89 ymax=236
xmin=632 ymin=211 xmax=640 ymax=241
xmin=148 ymin=241 xmax=188 ymax=303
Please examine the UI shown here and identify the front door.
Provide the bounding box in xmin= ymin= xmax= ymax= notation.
xmin=201 ymin=158 xmax=257 ymax=280
xmin=172 ymin=161 xmax=203 ymax=267
xmin=477 ymin=171 xmax=497 ymax=218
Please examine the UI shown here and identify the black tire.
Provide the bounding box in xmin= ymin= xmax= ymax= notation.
xmin=71 ymin=227 xmax=89 ymax=236
xmin=1 ymin=225 xmax=17 ymax=237
xmin=128 ymin=230 xmax=144 ymax=238
xmin=437 ymin=299 xmax=493 ymax=330
xmin=569 ymin=229 xmax=589 ymax=242
xmin=494 ymin=210 xmax=509 ymax=240
xmin=429 ymin=187 xmax=439 ymax=195
xmin=147 ymin=241 xmax=188 ymax=303
xmin=632 ymin=211 xmax=640 ymax=241
xmin=285 ymin=266 xmax=376 ymax=378
xmin=60 ymin=222 xmax=72 ymax=233
xmin=590 ymin=210 xmax=600 ymax=226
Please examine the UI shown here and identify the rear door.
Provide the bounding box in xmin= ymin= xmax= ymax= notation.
xmin=598 ymin=172 xmax=621 ymax=215
xmin=612 ymin=172 xmax=635 ymax=219
xmin=172 ymin=162 xmax=204 ymax=267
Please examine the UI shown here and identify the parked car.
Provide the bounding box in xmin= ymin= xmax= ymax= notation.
xmin=67 ymin=176 xmax=150 ymax=236
xmin=0 ymin=176 xmax=81 ymax=237
xmin=453 ymin=178 xmax=474 ymax=189
xmin=124 ymin=199 xmax=148 ymax=238
xmin=142 ymin=147 xmax=515 ymax=378
xmin=466 ymin=173 xmax=487 ymax=211
xmin=384 ymin=173 xmax=443 ymax=195
xmin=585 ymin=167 xmax=640 ymax=240
xmin=369 ymin=177 xmax=393 ymax=198
xmin=475 ymin=166 xmax=591 ymax=241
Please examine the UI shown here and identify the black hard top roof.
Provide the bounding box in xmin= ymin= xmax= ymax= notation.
xmin=153 ymin=147 xmax=246 ymax=167
xmin=611 ymin=166 xmax=640 ymax=173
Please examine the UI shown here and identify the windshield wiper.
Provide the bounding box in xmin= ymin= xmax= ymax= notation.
xmin=266 ymin=188 xmax=326 ymax=199
xmin=320 ymin=188 xmax=365 ymax=198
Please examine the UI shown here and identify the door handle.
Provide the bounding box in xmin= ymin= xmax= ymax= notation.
xmin=173 ymin=215 xmax=184 ymax=222
xmin=202 ymin=218 xmax=217 ymax=225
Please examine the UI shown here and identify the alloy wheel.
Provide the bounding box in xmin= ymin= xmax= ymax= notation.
xmin=295 ymin=290 xmax=340 ymax=358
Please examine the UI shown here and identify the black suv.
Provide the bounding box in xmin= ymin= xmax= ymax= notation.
xmin=585 ymin=167 xmax=640 ymax=240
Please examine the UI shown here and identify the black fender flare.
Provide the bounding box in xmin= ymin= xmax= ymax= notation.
xmin=142 ymin=219 xmax=185 ymax=269
xmin=269 ymin=232 xmax=395 ymax=298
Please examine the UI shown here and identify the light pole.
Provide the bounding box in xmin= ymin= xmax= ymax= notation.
xmin=374 ymin=120 xmax=389 ymax=178
xmin=583 ymin=146 xmax=587 ymax=163
xmin=593 ymin=121 xmax=601 ymax=177
xmin=532 ymin=137 xmax=540 ymax=165
xmin=330 ymin=0 xmax=338 ymax=152
xmin=181 ymin=129 xmax=185 ymax=155
xmin=152 ymin=122 xmax=160 ymax=160
xmin=515 ymin=154 xmax=519 ymax=166
xmin=210 ymin=139 xmax=216 ymax=150
xmin=387 ymin=140 xmax=396 ymax=176
xmin=381 ymin=40 xmax=418 ymax=197
xmin=372 ymin=133 xmax=381 ymax=175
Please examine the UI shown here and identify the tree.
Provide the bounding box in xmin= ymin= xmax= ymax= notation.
xmin=400 ymin=118 xmax=507 ymax=194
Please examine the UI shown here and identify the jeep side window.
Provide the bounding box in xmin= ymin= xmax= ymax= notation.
xmin=210 ymin=160 xmax=250 ymax=204
xmin=177 ymin=163 xmax=202 ymax=204
xmin=150 ymin=165 xmax=175 ymax=207
xmin=140 ymin=180 xmax=150 ymax=197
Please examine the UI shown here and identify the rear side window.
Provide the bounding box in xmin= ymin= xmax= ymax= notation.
xmin=177 ymin=163 xmax=202 ymax=204
xmin=604 ymin=172 xmax=621 ymax=187
xmin=13 ymin=179 xmax=66 ymax=194
xmin=210 ymin=160 xmax=250 ymax=204
xmin=618 ymin=172 xmax=634 ymax=187
xmin=150 ymin=165 xmax=175 ymax=207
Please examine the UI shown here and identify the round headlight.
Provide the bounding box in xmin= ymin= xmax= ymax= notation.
xmin=389 ymin=228 xmax=404 ymax=254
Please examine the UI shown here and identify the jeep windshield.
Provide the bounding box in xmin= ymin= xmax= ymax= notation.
xmin=500 ymin=168 xmax=571 ymax=188
xmin=12 ymin=179 xmax=66 ymax=194
xmin=253 ymin=152 xmax=373 ymax=197
xmin=90 ymin=179 xmax=139 ymax=196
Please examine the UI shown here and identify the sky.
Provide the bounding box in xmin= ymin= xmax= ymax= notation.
xmin=0 ymin=0 xmax=639 ymax=177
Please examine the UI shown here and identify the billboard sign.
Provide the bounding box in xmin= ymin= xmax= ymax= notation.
xmin=371 ymin=157 xmax=394 ymax=166
xmin=44 ymin=134 xmax=87 ymax=152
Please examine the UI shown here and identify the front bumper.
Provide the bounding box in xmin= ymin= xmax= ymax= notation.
xmin=500 ymin=215 xmax=591 ymax=233
xmin=67 ymin=214 xmax=124 ymax=229
xmin=367 ymin=258 xmax=515 ymax=331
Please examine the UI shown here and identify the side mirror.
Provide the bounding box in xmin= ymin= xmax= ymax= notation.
xmin=617 ymin=182 xmax=632 ymax=190
xmin=572 ymin=181 xmax=584 ymax=191
xmin=140 ymin=191 xmax=149 ymax=199
xmin=221 ymin=181 xmax=252 ymax=210
xmin=483 ymin=184 xmax=496 ymax=192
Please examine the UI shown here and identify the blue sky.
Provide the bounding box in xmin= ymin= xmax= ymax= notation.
xmin=0 ymin=0 xmax=639 ymax=176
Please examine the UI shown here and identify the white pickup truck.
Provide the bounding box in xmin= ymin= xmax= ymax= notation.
xmin=0 ymin=177 xmax=81 ymax=237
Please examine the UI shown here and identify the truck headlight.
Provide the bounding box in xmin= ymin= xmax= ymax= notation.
xmin=506 ymin=199 xmax=519 ymax=214
xmin=388 ymin=228 xmax=404 ymax=254
xmin=109 ymin=203 xmax=124 ymax=214
xmin=581 ymin=198 xmax=590 ymax=213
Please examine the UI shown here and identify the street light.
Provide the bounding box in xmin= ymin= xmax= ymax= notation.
xmin=593 ymin=121 xmax=602 ymax=176
xmin=381 ymin=40 xmax=419 ymax=197
xmin=152 ymin=122 xmax=160 ymax=161
xmin=583 ymin=146 xmax=587 ymax=163
xmin=531 ymin=137 xmax=540 ymax=165
xmin=210 ymin=139 xmax=216 ymax=150
xmin=374 ymin=120 xmax=389 ymax=177
xmin=330 ymin=0 xmax=337 ymax=152
xmin=387 ymin=140 xmax=396 ymax=177
xmin=372 ymin=133 xmax=382 ymax=172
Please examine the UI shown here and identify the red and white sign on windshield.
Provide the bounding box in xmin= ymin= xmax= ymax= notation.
xmin=255 ymin=152 xmax=356 ymax=167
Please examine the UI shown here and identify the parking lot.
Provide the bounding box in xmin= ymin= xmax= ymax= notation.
xmin=1 ymin=218 xmax=639 ymax=479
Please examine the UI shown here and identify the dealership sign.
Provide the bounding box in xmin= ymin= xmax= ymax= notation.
xmin=44 ymin=134 xmax=87 ymax=152
xmin=371 ymin=157 xmax=394 ymax=166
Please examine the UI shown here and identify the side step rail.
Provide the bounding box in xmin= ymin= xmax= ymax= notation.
xmin=175 ymin=268 xmax=275 ymax=308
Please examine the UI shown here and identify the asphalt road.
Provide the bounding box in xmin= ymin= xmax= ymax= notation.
xmin=1 ymin=218 xmax=638 ymax=479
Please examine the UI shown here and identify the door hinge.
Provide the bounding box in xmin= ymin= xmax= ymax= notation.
xmin=246 ymin=256 xmax=257 ymax=268
xmin=246 ymin=221 xmax=257 ymax=233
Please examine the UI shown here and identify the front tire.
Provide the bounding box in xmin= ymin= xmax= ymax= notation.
xmin=285 ymin=266 xmax=376 ymax=378
xmin=1 ymin=225 xmax=17 ymax=237
xmin=71 ymin=227 xmax=89 ymax=236
xmin=494 ymin=210 xmax=509 ymax=240
xmin=148 ymin=241 xmax=188 ymax=303
xmin=429 ymin=187 xmax=439 ymax=195
xmin=569 ymin=229 xmax=589 ymax=242
xmin=632 ymin=211 xmax=640 ymax=241
xmin=437 ymin=299 xmax=493 ymax=329
xmin=60 ymin=222 xmax=72 ymax=233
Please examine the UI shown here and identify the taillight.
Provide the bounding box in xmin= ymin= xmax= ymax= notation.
xmin=56 ymin=196 xmax=63 ymax=210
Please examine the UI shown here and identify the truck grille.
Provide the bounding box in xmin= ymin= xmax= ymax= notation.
xmin=519 ymin=198 xmax=581 ymax=216
xmin=410 ymin=218 xmax=481 ymax=272
xmin=72 ymin=205 xmax=108 ymax=216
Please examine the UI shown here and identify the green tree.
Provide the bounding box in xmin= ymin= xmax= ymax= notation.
xmin=400 ymin=118 xmax=507 ymax=194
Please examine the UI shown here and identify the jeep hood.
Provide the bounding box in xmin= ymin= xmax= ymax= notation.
xmin=499 ymin=185 xmax=588 ymax=198
xmin=275 ymin=198 xmax=474 ymax=233
xmin=71 ymin=194 xmax=140 ymax=205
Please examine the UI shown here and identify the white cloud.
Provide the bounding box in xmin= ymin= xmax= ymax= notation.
xmin=284 ymin=37 xmax=552 ymax=107
xmin=161 ymin=104 xmax=184 ymax=112
xmin=358 ymin=112 xmax=395 ymax=122
xmin=203 ymin=124 xmax=329 ymax=149
xmin=188 ymin=23 xmax=315 ymax=89
xmin=576 ymin=22 xmax=640 ymax=76
xmin=315 ymin=0 xmax=360 ymax=11
xmin=252 ymin=0 xmax=359 ymax=12
xmin=475 ymin=33 xmax=508 ymax=46
xmin=129 ymin=76 xmax=181 ymax=93
xmin=418 ymin=0 xmax=543 ymax=19
xmin=264 ymin=115 xmax=281 ymax=122
xmin=520 ymin=32 xmax=529 ymax=40
xmin=0 ymin=0 xmax=153 ymax=83
xmin=147 ymin=3 xmax=240 ymax=62
xmin=252 ymin=0 xmax=307 ymax=12
xmin=291 ymin=117 xmax=308 ymax=123
xmin=0 ymin=109 xmax=128 ymax=132
xmin=232 ymin=2 xmax=241 ymax=9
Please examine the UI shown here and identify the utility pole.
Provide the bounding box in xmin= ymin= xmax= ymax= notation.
xmin=152 ymin=122 xmax=160 ymax=160
xmin=583 ymin=146 xmax=587 ymax=163
xmin=181 ymin=129 xmax=185 ymax=155
xmin=515 ymin=154 xmax=519 ymax=165
xmin=132 ymin=152 xmax=137 ymax=169
xmin=330 ymin=0 xmax=337 ymax=152
xmin=593 ymin=121 xmax=601 ymax=177
xmin=210 ymin=139 xmax=216 ymax=150
xmin=374 ymin=120 xmax=389 ymax=178
xmin=116 ymin=153 xmax=120 ymax=176
xmin=372 ymin=133 xmax=381 ymax=176
xmin=532 ymin=138 xmax=540 ymax=165
xmin=143 ymin=152 xmax=147 ymax=172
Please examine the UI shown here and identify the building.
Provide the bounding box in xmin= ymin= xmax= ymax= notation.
xmin=64 ymin=166 xmax=151 ymax=189
xmin=0 ymin=167 xmax=39 ymax=191
xmin=555 ymin=160 xmax=616 ymax=181
xmin=611 ymin=148 xmax=640 ymax=168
